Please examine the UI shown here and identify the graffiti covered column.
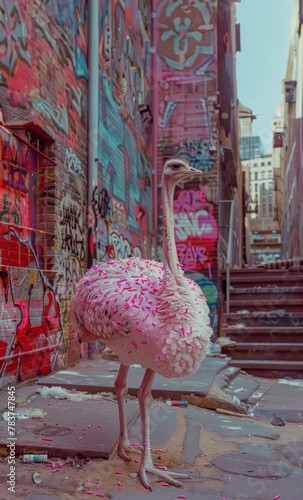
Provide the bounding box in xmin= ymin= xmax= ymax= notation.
xmin=156 ymin=0 xmax=220 ymax=334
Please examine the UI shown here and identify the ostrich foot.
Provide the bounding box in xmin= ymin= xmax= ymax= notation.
xmin=117 ymin=442 xmax=140 ymax=462
xmin=140 ymin=465 xmax=189 ymax=490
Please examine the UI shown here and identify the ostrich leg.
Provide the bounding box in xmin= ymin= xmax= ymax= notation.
xmin=115 ymin=363 xmax=132 ymax=461
xmin=137 ymin=368 xmax=189 ymax=490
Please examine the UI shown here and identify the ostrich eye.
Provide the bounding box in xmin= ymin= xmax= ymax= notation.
xmin=172 ymin=163 xmax=181 ymax=169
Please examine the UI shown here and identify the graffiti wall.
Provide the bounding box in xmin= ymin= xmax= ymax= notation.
xmin=156 ymin=0 xmax=220 ymax=333
xmin=0 ymin=128 xmax=63 ymax=386
xmin=0 ymin=0 xmax=88 ymax=384
xmin=174 ymin=186 xmax=219 ymax=329
xmin=88 ymin=1 xmax=154 ymax=267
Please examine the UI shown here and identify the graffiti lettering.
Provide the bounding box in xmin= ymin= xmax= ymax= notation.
xmin=176 ymin=242 xmax=208 ymax=269
xmin=111 ymin=198 xmax=128 ymax=229
xmin=173 ymin=188 xmax=218 ymax=276
xmin=0 ymin=0 xmax=31 ymax=75
xmin=91 ymin=186 xmax=110 ymax=225
xmin=175 ymin=211 xmax=215 ymax=241
xmin=60 ymin=201 xmax=85 ymax=261
xmin=176 ymin=139 xmax=212 ymax=171
xmin=109 ymin=232 xmax=142 ymax=260
xmin=64 ymin=148 xmax=84 ymax=177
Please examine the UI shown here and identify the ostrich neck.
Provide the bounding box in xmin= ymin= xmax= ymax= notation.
xmin=162 ymin=178 xmax=179 ymax=277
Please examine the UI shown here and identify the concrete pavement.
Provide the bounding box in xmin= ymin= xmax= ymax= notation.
xmin=0 ymin=355 xmax=302 ymax=500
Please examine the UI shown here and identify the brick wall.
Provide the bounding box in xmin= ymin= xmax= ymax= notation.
xmin=156 ymin=1 xmax=221 ymax=335
xmin=0 ymin=0 xmax=88 ymax=385
xmin=0 ymin=0 xmax=155 ymax=386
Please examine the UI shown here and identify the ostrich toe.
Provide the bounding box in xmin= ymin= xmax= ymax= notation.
xmin=140 ymin=466 xmax=189 ymax=490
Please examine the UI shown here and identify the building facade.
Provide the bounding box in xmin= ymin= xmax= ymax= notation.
xmin=0 ymin=0 xmax=154 ymax=386
xmin=281 ymin=0 xmax=303 ymax=258
xmin=241 ymin=153 xmax=281 ymax=265
xmin=0 ymin=0 xmax=241 ymax=387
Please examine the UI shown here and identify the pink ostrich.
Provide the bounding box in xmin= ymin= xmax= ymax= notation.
xmin=70 ymin=158 xmax=212 ymax=490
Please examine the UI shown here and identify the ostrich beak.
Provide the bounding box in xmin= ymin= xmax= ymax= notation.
xmin=188 ymin=166 xmax=203 ymax=176
xmin=176 ymin=167 xmax=202 ymax=188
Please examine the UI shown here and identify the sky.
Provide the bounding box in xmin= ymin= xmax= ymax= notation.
xmin=236 ymin=0 xmax=294 ymax=151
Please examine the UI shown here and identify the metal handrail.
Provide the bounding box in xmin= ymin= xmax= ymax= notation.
xmin=226 ymin=200 xmax=234 ymax=313
xmin=219 ymin=200 xmax=234 ymax=314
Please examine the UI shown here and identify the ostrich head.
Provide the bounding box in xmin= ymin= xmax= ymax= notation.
xmin=163 ymin=158 xmax=202 ymax=186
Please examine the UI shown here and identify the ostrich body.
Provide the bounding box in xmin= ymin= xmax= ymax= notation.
xmin=70 ymin=159 xmax=212 ymax=490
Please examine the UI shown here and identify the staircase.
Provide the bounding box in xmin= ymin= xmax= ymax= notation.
xmin=220 ymin=266 xmax=303 ymax=378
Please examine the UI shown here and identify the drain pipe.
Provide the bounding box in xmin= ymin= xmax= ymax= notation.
xmin=87 ymin=0 xmax=99 ymax=360
xmin=151 ymin=0 xmax=159 ymax=259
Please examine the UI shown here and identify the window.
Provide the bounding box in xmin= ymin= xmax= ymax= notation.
xmin=255 ymin=172 xmax=258 ymax=180
xmin=269 ymin=181 xmax=273 ymax=189
xmin=253 ymin=163 xmax=258 ymax=167
xmin=262 ymin=171 xmax=266 ymax=179
xmin=255 ymin=183 xmax=258 ymax=192
xmin=262 ymin=204 xmax=266 ymax=215
xmin=268 ymin=161 xmax=271 ymax=165
xmin=255 ymin=194 xmax=258 ymax=202
xmin=261 ymin=162 xmax=265 ymax=166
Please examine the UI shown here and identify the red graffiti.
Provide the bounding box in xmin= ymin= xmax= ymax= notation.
xmin=0 ymin=135 xmax=62 ymax=384
xmin=174 ymin=189 xmax=218 ymax=273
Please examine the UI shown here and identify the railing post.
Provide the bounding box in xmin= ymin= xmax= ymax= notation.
xmin=226 ymin=200 xmax=234 ymax=314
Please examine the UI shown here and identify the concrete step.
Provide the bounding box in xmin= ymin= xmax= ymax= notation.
xmin=226 ymin=298 xmax=303 ymax=313
xmin=222 ymin=342 xmax=303 ymax=361
xmin=223 ymin=311 xmax=303 ymax=328
xmin=221 ymin=268 xmax=303 ymax=288
xmin=222 ymin=326 xmax=303 ymax=343
xmin=230 ymin=286 xmax=303 ymax=299
xmin=227 ymin=359 xmax=303 ymax=379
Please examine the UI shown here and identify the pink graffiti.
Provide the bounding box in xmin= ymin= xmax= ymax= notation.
xmin=173 ymin=189 xmax=218 ymax=272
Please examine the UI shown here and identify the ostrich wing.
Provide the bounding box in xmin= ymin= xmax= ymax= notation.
xmin=70 ymin=257 xmax=164 ymax=343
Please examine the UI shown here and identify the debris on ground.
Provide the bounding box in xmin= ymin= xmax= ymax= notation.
xmin=36 ymin=385 xmax=114 ymax=402
xmin=2 ymin=408 xmax=47 ymax=420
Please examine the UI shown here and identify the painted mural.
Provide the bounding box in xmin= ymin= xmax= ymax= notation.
xmin=0 ymin=0 xmax=88 ymax=384
xmin=0 ymin=0 xmax=156 ymax=383
xmin=157 ymin=0 xmax=220 ymax=332
xmin=0 ymin=129 xmax=63 ymax=386
xmin=88 ymin=1 xmax=154 ymax=266
xmin=173 ymin=186 xmax=219 ymax=330
xmin=174 ymin=187 xmax=218 ymax=275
